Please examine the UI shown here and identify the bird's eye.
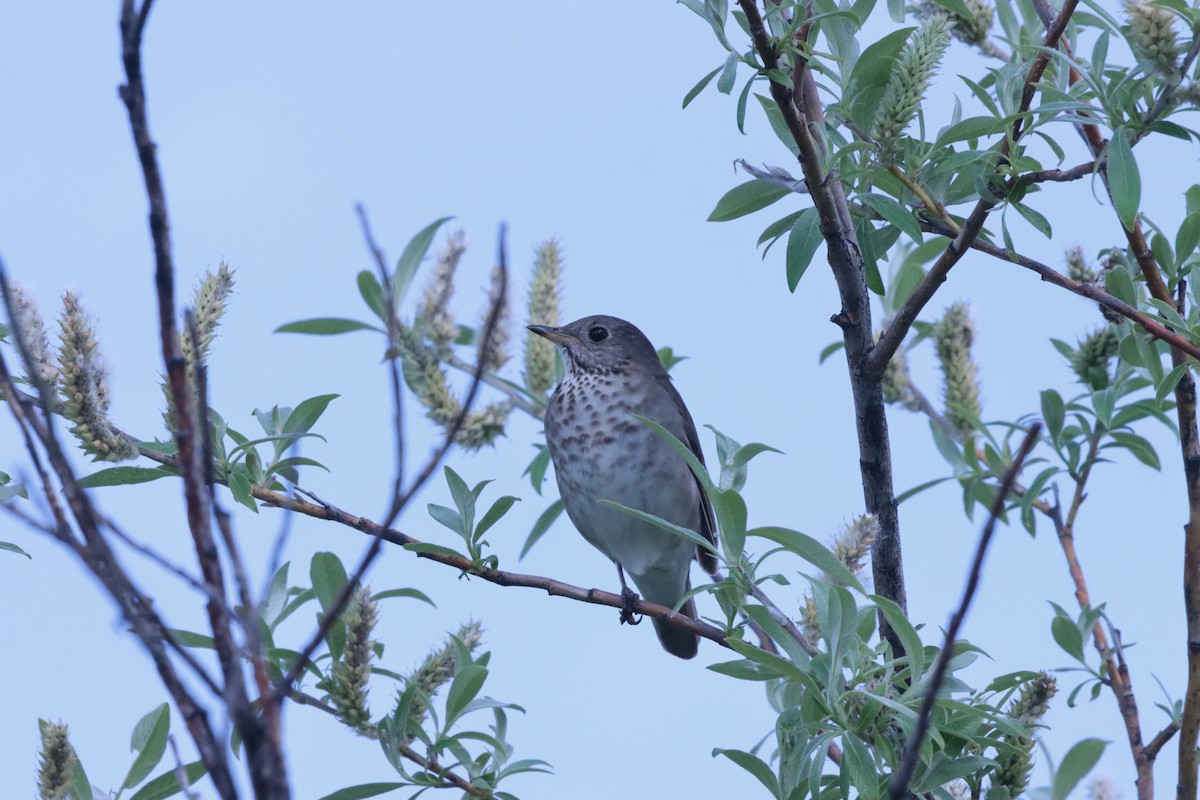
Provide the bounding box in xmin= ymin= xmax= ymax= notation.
xmin=588 ymin=326 xmax=609 ymax=343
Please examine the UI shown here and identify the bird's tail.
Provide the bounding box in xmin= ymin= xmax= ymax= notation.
xmin=651 ymin=587 xmax=700 ymax=660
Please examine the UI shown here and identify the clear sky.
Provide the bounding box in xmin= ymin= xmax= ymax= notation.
xmin=1 ymin=2 xmax=1196 ymax=798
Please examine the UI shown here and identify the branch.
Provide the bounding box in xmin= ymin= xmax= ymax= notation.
xmin=271 ymin=486 xmax=734 ymax=649
xmin=737 ymin=0 xmax=908 ymax=657
xmin=918 ymin=221 xmax=1200 ymax=362
xmin=889 ymin=423 xmax=1041 ymax=800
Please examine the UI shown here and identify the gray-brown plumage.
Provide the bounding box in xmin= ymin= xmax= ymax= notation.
xmin=528 ymin=315 xmax=717 ymax=659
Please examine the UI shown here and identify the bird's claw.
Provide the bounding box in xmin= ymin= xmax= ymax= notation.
xmin=619 ymin=586 xmax=643 ymax=626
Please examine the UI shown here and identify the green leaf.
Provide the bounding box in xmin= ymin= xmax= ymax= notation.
xmin=428 ymin=503 xmax=465 ymax=536
xmin=1013 ymin=201 xmax=1052 ymax=239
xmin=227 ymin=471 xmax=258 ymax=513
xmin=682 ymin=66 xmax=722 ymax=109
xmin=1109 ymin=431 xmax=1161 ymax=470
xmin=520 ymin=498 xmax=564 ymax=559
xmin=283 ymin=394 xmax=339 ymax=437
xmin=311 ymin=551 xmax=350 ymax=613
xmin=123 ymin=704 xmax=170 ymax=789
xmin=935 ymin=116 xmax=1004 ymax=147
xmin=1157 ymin=363 xmax=1190 ymax=404
xmin=0 ymin=541 xmax=31 ymax=558
xmin=128 ymin=761 xmax=207 ymax=800
xmin=1041 ymin=389 xmax=1065 ymax=445
xmin=393 ymin=217 xmax=454 ymax=306
xmin=1050 ymin=605 xmax=1086 ymax=663
xmin=632 ymin=414 xmax=716 ymax=496
xmin=445 ymin=664 xmax=488 ymax=725
xmin=1051 ymin=738 xmax=1108 ymax=800
xmin=713 ymin=748 xmax=781 ymax=798
xmin=841 ymin=733 xmax=879 ymax=798
xmin=746 ymin=526 xmax=864 ymax=592
xmin=371 ymin=587 xmax=436 ymax=607
xmin=78 ymin=466 xmax=174 ymax=489
xmin=786 ymin=208 xmax=822 ymax=292
xmin=1107 ymin=129 xmax=1140 ymax=229
xmin=475 ymin=495 xmax=520 ymax=538
xmin=599 ymin=500 xmax=717 ymax=555
xmin=357 ymin=270 xmax=386 ymax=320
xmin=1105 ymin=265 xmax=1137 ymax=306
xmin=707 ymin=180 xmax=791 ymax=222
xmin=443 ymin=466 xmax=475 ymax=534
xmin=818 ymin=341 xmax=845 ymax=364
xmin=402 ymin=542 xmax=467 ymax=559
xmin=274 ymin=318 xmax=382 ymax=335
xmin=713 ymin=488 xmax=747 ymax=562
xmin=717 ymin=52 xmax=738 ymax=94
xmin=846 ymin=27 xmax=915 ymax=130
xmin=871 ymin=594 xmax=924 ymax=679
xmin=1177 ymin=211 xmax=1200 ymax=263
xmin=860 ymin=194 xmax=922 ymax=243
xmin=318 ymin=784 xmax=406 ymax=800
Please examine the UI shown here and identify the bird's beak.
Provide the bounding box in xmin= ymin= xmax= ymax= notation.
xmin=527 ymin=324 xmax=581 ymax=346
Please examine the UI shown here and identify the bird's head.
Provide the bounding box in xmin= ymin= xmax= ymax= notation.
xmin=527 ymin=315 xmax=661 ymax=377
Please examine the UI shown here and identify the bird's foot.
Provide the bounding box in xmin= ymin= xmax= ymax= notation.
xmin=619 ymin=586 xmax=643 ymax=626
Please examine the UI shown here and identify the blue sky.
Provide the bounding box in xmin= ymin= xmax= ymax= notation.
xmin=2 ymin=2 xmax=1197 ymax=798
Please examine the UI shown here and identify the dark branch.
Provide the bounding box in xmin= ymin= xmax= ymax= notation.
xmin=889 ymin=424 xmax=1041 ymax=800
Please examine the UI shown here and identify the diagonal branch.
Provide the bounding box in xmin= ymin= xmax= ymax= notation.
xmin=889 ymin=424 xmax=1041 ymax=800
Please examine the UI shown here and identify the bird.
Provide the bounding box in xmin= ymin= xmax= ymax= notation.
xmin=528 ymin=315 xmax=717 ymax=659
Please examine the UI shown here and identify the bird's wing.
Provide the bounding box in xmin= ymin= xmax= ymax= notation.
xmin=659 ymin=375 xmax=719 ymax=575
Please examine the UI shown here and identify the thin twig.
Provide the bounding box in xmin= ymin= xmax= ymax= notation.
xmin=355 ymin=203 xmax=408 ymax=519
xmin=889 ymin=424 xmax=1041 ymax=800
xmin=919 ymin=222 xmax=1200 ymax=363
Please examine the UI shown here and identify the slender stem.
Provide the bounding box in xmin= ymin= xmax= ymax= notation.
xmin=889 ymin=424 xmax=1041 ymax=800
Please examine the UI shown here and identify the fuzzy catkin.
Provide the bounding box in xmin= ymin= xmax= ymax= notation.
xmin=523 ymin=240 xmax=563 ymax=395
xmin=37 ymin=721 xmax=74 ymax=800
xmin=323 ymin=586 xmax=378 ymax=731
xmin=1124 ymin=0 xmax=1180 ymax=76
xmin=57 ymin=292 xmax=136 ymax=461
xmin=5 ymin=282 xmax=59 ymax=388
xmin=875 ymin=15 xmax=951 ymax=156
xmin=418 ymin=232 xmax=467 ymax=353
xmin=935 ymin=302 xmax=983 ymax=439
xmin=404 ymin=621 xmax=484 ymax=734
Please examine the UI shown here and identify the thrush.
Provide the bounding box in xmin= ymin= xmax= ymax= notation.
xmin=528 ymin=315 xmax=717 ymax=659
